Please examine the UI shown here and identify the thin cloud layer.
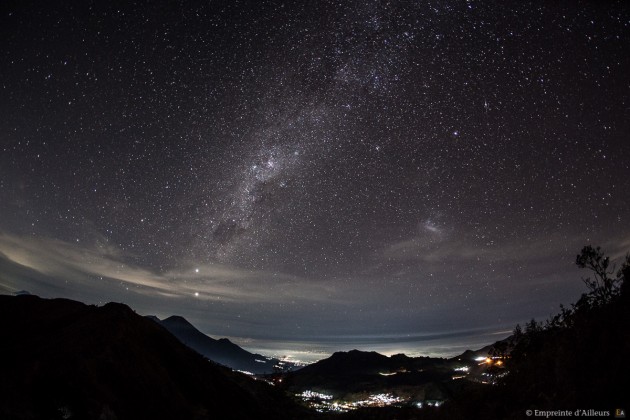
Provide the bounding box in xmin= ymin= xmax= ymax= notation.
xmin=0 ymin=233 xmax=336 ymax=304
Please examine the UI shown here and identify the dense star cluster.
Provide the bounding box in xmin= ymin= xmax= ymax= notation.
xmin=1 ymin=1 xmax=629 ymax=359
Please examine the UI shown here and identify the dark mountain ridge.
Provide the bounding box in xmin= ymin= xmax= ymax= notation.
xmin=0 ymin=294 xmax=304 ymax=420
xmin=149 ymin=314 xmax=286 ymax=374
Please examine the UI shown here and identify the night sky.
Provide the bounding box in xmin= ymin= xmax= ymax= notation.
xmin=1 ymin=0 xmax=629 ymax=362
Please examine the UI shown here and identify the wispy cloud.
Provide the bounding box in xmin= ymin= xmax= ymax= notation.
xmin=610 ymin=235 xmax=630 ymax=261
xmin=380 ymin=231 xmax=626 ymax=264
xmin=0 ymin=233 xmax=337 ymax=304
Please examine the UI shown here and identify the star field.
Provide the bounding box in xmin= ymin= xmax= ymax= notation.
xmin=1 ymin=0 xmax=629 ymax=359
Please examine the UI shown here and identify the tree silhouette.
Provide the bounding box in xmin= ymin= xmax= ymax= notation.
xmin=575 ymin=245 xmax=622 ymax=306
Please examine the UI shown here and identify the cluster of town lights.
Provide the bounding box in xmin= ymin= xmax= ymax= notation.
xmin=297 ymin=354 xmax=506 ymax=412
xmin=297 ymin=390 xmax=439 ymax=413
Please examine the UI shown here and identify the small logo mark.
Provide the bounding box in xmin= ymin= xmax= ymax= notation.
xmin=615 ymin=409 xmax=626 ymax=419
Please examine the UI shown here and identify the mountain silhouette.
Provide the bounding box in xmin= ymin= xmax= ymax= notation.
xmin=0 ymin=294 xmax=304 ymax=420
xmin=282 ymin=349 xmax=452 ymax=397
xmin=149 ymin=314 xmax=286 ymax=374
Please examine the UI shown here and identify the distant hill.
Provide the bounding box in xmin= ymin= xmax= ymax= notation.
xmin=292 ymin=349 xmax=448 ymax=377
xmin=0 ymin=295 xmax=305 ymax=420
xmin=148 ymin=314 xmax=289 ymax=374
xmin=282 ymin=349 xmax=454 ymax=399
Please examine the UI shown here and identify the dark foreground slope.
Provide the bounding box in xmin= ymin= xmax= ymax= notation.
xmin=385 ymin=248 xmax=630 ymax=420
xmin=423 ymin=293 xmax=630 ymax=420
xmin=0 ymin=295 xmax=305 ymax=420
